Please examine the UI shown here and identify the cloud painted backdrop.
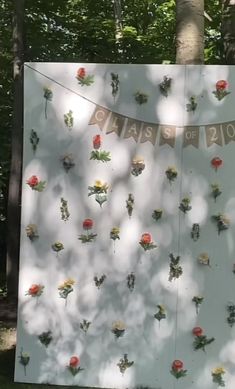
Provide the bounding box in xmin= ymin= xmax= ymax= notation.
xmin=15 ymin=63 xmax=235 ymax=389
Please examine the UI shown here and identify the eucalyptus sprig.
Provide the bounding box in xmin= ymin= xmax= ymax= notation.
xmin=226 ymin=302 xmax=235 ymax=327
xmin=64 ymin=110 xmax=74 ymax=130
xmin=191 ymin=223 xmax=200 ymax=241
xmin=127 ymin=272 xmax=135 ymax=292
xmin=110 ymin=73 xmax=119 ymax=99
xmin=168 ymin=253 xmax=183 ymax=282
xmin=60 ymin=198 xmax=70 ymax=222
xmin=126 ymin=193 xmax=134 ymax=218
xmin=94 ymin=274 xmax=106 ymax=289
xmin=30 ymin=129 xmax=39 ymax=153
xmin=159 ymin=76 xmax=172 ymax=97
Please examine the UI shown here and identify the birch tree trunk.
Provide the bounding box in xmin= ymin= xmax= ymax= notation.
xmin=113 ymin=0 xmax=123 ymax=56
xmin=7 ymin=0 xmax=24 ymax=297
xmin=176 ymin=0 xmax=204 ymax=64
xmin=221 ymin=0 xmax=235 ymax=64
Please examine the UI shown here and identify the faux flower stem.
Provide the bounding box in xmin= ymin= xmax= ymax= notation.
xmin=192 ymin=296 xmax=204 ymax=314
xmin=43 ymin=87 xmax=53 ymax=119
xmin=19 ymin=349 xmax=30 ymax=376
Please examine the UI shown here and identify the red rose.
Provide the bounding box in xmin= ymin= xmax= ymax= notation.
xmin=172 ymin=360 xmax=183 ymax=371
xmin=211 ymin=157 xmax=223 ymax=170
xmin=28 ymin=284 xmax=40 ymax=295
xmin=69 ymin=356 xmax=80 ymax=368
xmin=192 ymin=326 xmax=203 ymax=337
xmin=93 ymin=134 xmax=101 ymax=149
xmin=27 ymin=175 xmax=39 ymax=187
xmin=77 ymin=67 xmax=86 ymax=79
xmin=141 ymin=233 xmax=152 ymax=244
xmin=83 ymin=218 xmax=93 ymax=230
xmin=216 ymin=80 xmax=228 ymax=91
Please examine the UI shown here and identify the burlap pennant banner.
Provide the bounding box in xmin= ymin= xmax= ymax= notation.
xmin=221 ymin=121 xmax=235 ymax=145
xmin=183 ymin=126 xmax=200 ymax=148
xmin=89 ymin=105 xmax=235 ymax=148
xmin=159 ymin=125 xmax=176 ymax=148
xmin=205 ymin=124 xmax=223 ymax=147
xmin=140 ymin=123 xmax=158 ymax=145
xmin=88 ymin=105 xmax=110 ymax=130
xmin=106 ymin=112 xmax=126 ymax=136
xmin=123 ymin=118 xmax=142 ymax=142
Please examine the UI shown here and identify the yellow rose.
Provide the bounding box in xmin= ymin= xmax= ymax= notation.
xmin=111 ymin=227 xmax=120 ymax=235
xmin=158 ymin=304 xmax=165 ymax=313
xmin=94 ymin=180 xmax=103 ymax=189
xmin=168 ymin=166 xmax=177 ymax=173
xmin=132 ymin=156 xmax=144 ymax=164
xmin=58 ymin=278 xmax=75 ymax=289
xmin=212 ymin=367 xmax=225 ymax=375
xmin=198 ymin=252 xmax=210 ymax=265
xmin=112 ymin=320 xmax=126 ymax=331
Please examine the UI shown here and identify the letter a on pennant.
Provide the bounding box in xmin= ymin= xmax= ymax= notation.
xmin=123 ymin=119 xmax=141 ymax=142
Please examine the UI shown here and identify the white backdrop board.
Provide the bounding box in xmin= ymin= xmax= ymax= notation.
xmin=14 ymin=63 xmax=235 ymax=389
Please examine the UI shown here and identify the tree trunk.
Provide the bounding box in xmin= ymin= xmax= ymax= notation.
xmin=221 ymin=0 xmax=235 ymax=64
xmin=113 ymin=0 xmax=123 ymax=55
xmin=6 ymin=0 xmax=24 ymax=297
xmin=176 ymin=0 xmax=204 ymax=64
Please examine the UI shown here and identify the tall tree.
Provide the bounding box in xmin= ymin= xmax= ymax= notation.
xmin=176 ymin=0 xmax=204 ymax=64
xmin=113 ymin=0 xmax=123 ymax=55
xmin=6 ymin=0 xmax=24 ymax=297
xmin=221 ymin=0 xmax=235 ymax=64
